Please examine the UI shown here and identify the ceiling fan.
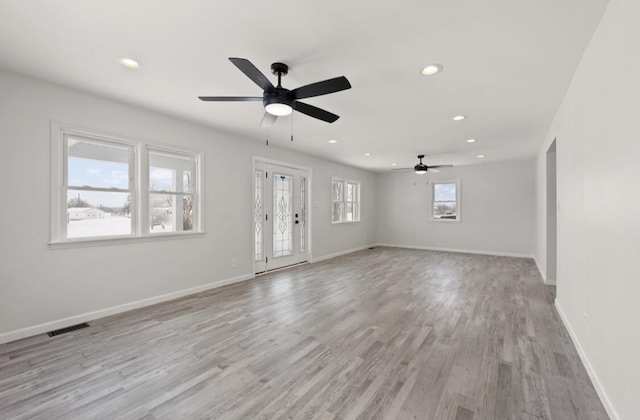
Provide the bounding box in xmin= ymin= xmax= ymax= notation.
xmin=198 ymin=57 xmax=351 ymax=127
xmin=392 ymin=154 xmax=453 ymax=174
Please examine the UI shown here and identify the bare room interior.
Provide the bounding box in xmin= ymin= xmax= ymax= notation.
xmin=0 ymin=1 xmax=637 ymax=419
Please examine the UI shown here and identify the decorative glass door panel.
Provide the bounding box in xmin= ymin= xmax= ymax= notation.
xmin=254 ymin=170 xmax=263 ymax=262
xmin=273 ymin=173 xmax=293 ymax=258
xmin=254 ymin=162 xmax=310 ymax=273
xmin=300 ymin=177 xmax=307 ymax=253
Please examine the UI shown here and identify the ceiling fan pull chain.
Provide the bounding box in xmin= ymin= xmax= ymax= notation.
xmin=291 ymin=112 xmax=294 ymax=142
xmin=266 ymin=126 xmax=269 ymax=146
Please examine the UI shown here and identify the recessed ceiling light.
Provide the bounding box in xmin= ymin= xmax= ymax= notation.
xmin=421 ymin=64 xmax=443 ymax=76
xmin=328 ymin=139 xmax=338 ymax=144
xmin=477 ymin=154 xmax=485 ymax=158
xmin=467 ymin=138 xmax=477 ymax=143
xmin=453 ymin=115 xmax=466 ymax=121
xmin=118 ymin=57 xmax=141 ymax=69
xmin=364 ymin=153 xmax=371 ymax=156
xmin=391 ymin=163 xmax=397 ymax=166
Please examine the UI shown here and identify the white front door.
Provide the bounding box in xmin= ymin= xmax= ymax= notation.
xmin=254 ymin=161 xmax=309 ymax=273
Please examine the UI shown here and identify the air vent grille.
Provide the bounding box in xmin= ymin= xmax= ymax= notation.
xmin=47 ymin=322 xmax=90 ymax=337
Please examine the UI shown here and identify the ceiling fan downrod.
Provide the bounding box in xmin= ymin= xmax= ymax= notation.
xmin=271 ymin=62 xmax=288 ymax=88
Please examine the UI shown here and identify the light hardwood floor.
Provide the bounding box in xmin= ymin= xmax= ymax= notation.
xmin=0 ymin=248 xmax=608 ymax=419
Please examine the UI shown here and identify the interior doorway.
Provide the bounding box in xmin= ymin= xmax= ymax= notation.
xmin=253 ymin=158 xmax=311 ymax=273
xmin=546 ymin=139 xmax=557 ymax=284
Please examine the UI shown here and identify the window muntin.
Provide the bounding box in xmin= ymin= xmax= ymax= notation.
xmin=332 ymin=178 xmax=361 ymax=223
xmin=432 ymin=180 xmax=460 ymax=221
xmin=52 ymin=125 xmax=202 ymax=244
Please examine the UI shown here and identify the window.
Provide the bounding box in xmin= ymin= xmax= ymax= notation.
xmin=431 ymin=180 xmax=460 ymax=221
xmin=51 ymin=123 xmax=202 ymax=245
xmin=148 ymin=149 xmax=196 ymax=233
xmin=332 ymin=178 xmax=360 ymax=223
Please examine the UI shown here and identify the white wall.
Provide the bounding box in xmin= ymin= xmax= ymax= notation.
xmin=376 ymin=160 xmax=535 ymax=256
xmin=534 ymin=0 xmax=639 ymax=418
xmin=0 ymin=69 xmax=377 ymax=342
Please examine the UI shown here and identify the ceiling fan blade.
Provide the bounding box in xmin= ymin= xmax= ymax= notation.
xmin=293 ymin=101 xmax=339 ymax=123
xmin=290 ymin=76 xmax=351 ymax=100
xmin=429 ymin=165 xmax=454 ymax=169
xmin=228 ymin=57 xmax=275 ymax=91
xmin=260 ymin=112 xmax=278 ymax=127
xmin=198 ymin=96 xmax=262 ymax=102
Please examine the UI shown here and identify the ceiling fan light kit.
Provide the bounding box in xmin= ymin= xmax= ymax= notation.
xmin=265 ymin=102 xmax=292 ymax=116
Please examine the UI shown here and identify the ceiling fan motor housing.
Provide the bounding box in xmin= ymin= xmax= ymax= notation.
xmin=263 ymin=89 xmax=293 ymax=115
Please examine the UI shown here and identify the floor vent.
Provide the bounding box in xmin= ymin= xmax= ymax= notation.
xmin=47 ymin=322 xmax=90 ymax=337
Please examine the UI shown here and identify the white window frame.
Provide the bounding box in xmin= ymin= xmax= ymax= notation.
xmin=145 ymin=145 xmax=199 ymax=236
xmin=50 ymin=122 xmax=204 ymax=248
xmin=331 ymin=177 xmax=361 ymax=224
xmin=430 ymin=179 xmax=461 ymax=222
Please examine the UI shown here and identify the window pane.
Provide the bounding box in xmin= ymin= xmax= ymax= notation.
xmin=149 ymin=151 xmax=193 ymax=192
xmin=332 ymin=202 xmax=344 ymax=223
xmin=67 ymin=190 xmax=131 ymax=238
xmin=332 ymin=180 xmax=343 ymax=201
xmin=433 ymin=202 xmax=457 ymax=219
xmin=67 ymin=137 xmax=129 ymax=189
xmin=149 ymin=193 xmax=194 ymax=233
xmin=434 ymin=183 xmax=456 ymax=201
xmin=346 ymin=183 xmax=354 ymax=202
xmin=346 ymin=203 xmax=354 ymax=221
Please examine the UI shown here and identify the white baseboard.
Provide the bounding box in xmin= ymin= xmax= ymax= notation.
xmin=533 ymin=256 xmax=556 ymax=285
xmin=310 ymin=244 xmax=376 ymax=263
xmin=0 ymin=273 xmax=254 ymax=345
xmin=375 ymin=243 xmax=534 ymax=259
xmin=554 ymin=300 xmax=620 ymax=420
xmin=533 ymin=256 xmax=548 ymax=284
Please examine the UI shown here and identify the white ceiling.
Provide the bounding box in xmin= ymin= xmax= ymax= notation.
xmin=0 ymin=0 xmax=608 ymax=172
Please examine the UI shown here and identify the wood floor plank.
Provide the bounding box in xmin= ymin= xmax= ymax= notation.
xmin=0 ymin=248 xmax=609 ymax=419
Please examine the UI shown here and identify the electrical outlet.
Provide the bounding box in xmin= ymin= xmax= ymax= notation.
xmin=231 ymin=259 xmax=238 ymax=268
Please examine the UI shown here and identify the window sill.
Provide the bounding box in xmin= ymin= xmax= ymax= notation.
xmin=331 ymin=220 xmax=361 ymax=225
xmin=431 ymin=218 xmax=461 ymax=223
xmin=49 ymin=231 xmax=206 ymax=250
